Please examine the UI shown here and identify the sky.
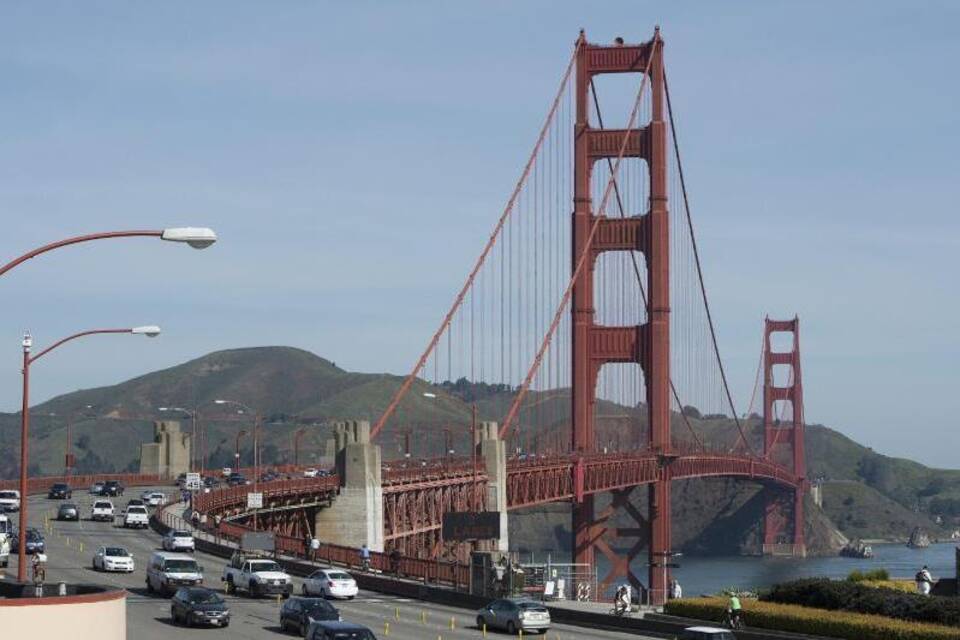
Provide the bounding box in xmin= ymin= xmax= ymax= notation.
xmin=1 ymin=2 xmax=958 ymax=467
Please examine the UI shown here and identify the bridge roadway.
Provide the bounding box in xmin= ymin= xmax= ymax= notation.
xmin=14 ymin=489 xmax=662 ymax=640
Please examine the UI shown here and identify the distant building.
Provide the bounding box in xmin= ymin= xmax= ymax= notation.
xmin=139 ymin=420 xmax=191 ymax=478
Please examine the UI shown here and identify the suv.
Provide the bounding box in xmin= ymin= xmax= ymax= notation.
xmin=124 ymin=505 xmax=150 ymax=529
xmin=48 ymin=483 xmax=72 ymax=499
xmin=281 ymin=597 xmax=340 ymax=636
xmin=222 ymin=551 xmax=293 ymax=598
xmin=0 ymin=490 xmax=21 ymax=512
xmin=146 ymin=551 xmax=204 ymax=596
xmin=91 ymin=500 xmax=115 ymax=522
xmin=102 ymin=480 xmax=124 ymax=496
xmin=306 ymin=621 xmax=376 ymax=640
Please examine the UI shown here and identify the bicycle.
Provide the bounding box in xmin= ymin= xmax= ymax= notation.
xmin=721 ymin=609 xmax=744 ymax=630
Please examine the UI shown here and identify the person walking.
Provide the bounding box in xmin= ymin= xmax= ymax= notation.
xmin=310 ymin=536 xmax=320 ymax=562
xmin=670 ymin=579 xmax=682 ymax=600
xmin=916 ymin=565 xmax=934 ymax=595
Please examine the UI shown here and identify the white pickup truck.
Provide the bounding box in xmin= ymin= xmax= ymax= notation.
xmin=123 ymin=505 xmax=149 ymax=529
xmin=91 ymin=500 xmax=115 ymax=522
xmin=222 ymin=552 xmax=292 ymax=598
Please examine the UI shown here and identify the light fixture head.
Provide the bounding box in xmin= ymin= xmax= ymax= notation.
xmin=131 ymin=325 xmax=162 ymax=338
xmin=161 ymin=227 xmax=218 ymax=249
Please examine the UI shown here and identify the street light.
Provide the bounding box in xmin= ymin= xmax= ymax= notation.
xmin=17 ymin=326 xmax=161 ymax=581
xmin=0 ymin=227 xmax=217 ymax=278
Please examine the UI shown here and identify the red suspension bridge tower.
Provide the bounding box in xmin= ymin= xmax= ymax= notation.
xmin=762 ymin=316 xmax=807 ymax=556
xmin=571 ymin=30 xmax=673 ymax=600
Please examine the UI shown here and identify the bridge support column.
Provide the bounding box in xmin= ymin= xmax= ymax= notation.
xmin=314 ymin=420 xmax=384 ymax=552
xmin=478 ymin=421 xmax=509 ymax=552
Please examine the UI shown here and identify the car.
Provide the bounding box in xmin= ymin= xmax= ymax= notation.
xmin=221 ymin=467 xmax=232 ymax=477
xmin=0 ymin=513 xmax=11 ymax=567
xmin=123 ymin=505 xmax=150 ymax=529
xmin=147 ymin=551 xmax=204 ymax=596
xmin=476 ymin=598 xmax=551 ymax=635
xmin=162 ymin=530 xmax=195 ymax=552
xmin=0 ymin=490 xmax=21 ymax=512
xmin=102 ymin=480 xmax=124 ymax=496
xmin=305 ymin=620 xmax=376 ymax=640
xmin=144 ymin=491 xmax=166 ymax=507
xmin=11 ymin=528 xmax=45 ymax=555
xmin=93 ymin=545 xmax=135 ymax=572
xmin=203 ymin=476 xmax=220 ymax=489
xmin=303 ymin=468 xmax=319 ymax=478
xmin=48 ymin=483 xmax=72 ymax=499
xmin=170 ymin=586 xmax=230 ymax=627
xmin=302 ymin=569 xmax=359 ymax=599
xmin=281 ymin=597 xmax=341 ymax=636
xmin=227 ymin=473 xmax=249 ymax=487
xmin=126 ymin=498 xmax=145 ymax=508
xmin=57 ymin=502 xmax=80 ymax=521
xmin=91 ymin=499 xmax=115 ymax=522
xmin=680 ymin=627 xmax=737 ymax=640
xmin=89 ymin=482 xmax=105 ymax=495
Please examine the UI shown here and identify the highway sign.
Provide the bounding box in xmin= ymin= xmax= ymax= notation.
xmin=185 ymin=472 xmax=202 ymax=491
xmin=443 ymin=511 xmax=501 ymax=540
xmin=247 ymin=492 xmax=263 ymax=509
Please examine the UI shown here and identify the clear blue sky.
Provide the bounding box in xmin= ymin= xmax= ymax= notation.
xmin=1 ymin=2 xmax=957 ymax=466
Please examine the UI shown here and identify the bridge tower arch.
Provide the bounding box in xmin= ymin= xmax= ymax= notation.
xmin=762 ymin=316 xmax=807 ymax=556
xmin=571 ymin=29 xmax=672 ymax=603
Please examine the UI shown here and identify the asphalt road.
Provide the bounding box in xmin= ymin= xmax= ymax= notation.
xmin=11 ymin=488 xmax=662 ymax=640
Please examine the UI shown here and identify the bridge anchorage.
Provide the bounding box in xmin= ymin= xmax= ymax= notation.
xmin=182 ymin=28 xmax=807 ymax=609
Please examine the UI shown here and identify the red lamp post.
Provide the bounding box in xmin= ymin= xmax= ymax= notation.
xmin=18 ymin=326 xmax=161 ymax=580
xmin=235 ymin=429 xmax=248 ymax=470
xmin=293 ymin=427 xmax=307 ymax=468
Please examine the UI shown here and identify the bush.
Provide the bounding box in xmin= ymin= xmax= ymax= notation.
xmin=763 ymin=578 xmax=960 ymax=627
xmin=847 ymin=568 xmax=889 ymax=582
xmin=665 ymin=597 xmax=960 ymax=640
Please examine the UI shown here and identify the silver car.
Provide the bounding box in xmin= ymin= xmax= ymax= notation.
xmin=57 ymin=503 xmax=79 ymax=521
xmin=476 ymin=599 xmax=550 ymax=634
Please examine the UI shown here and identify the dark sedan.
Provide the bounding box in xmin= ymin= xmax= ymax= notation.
xmin=280 ymin=597 xmax=340 ymax=636
xmin=306 ymin=621 xmax=375 ymax=640
xmin=102 ymin=480 xmax=124 ymax=496
xmin=57 ymin=502 xmax=80 ymax=521
xmin=48 ymin=483 xmax=72 ymax=499
xmin=170 ymin=587 xmax=230 ymax=628
xmin=12 ymin=528 xmax=45 ymax=554
xmin=226 ymin=474 xmax=248 ymax=487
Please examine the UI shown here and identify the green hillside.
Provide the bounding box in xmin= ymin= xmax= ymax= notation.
xmin=1 ymin=345 xmax=955 ymax=551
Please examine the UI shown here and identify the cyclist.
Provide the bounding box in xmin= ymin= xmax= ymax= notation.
xmin=725 ymin=594 xmax=743 ymax=629
xmin=360 ymin=543 xmax=371 ymax=571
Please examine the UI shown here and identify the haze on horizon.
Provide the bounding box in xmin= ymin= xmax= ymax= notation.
xmin=1 ymin=2 xmax=957 ymax=467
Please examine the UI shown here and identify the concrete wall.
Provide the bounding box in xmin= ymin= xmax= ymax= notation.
xmin=0 ymin=590 xmax=125 ymax=639
xmin=139 ymin=420 xmax=191 ymax=478
xmin=477 ymin=421 xmax=509 ymax=552
xmin=314 ymin=420 xmax=384 ymax=552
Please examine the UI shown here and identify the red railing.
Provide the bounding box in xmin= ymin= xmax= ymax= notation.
xmin=0 ymin=472 xmax=169 ymax=494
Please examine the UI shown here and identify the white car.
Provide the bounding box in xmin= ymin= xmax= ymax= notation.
xmin=123 ymin=505 xmax=150 ymax=529
xmin=144 ymin=492 xmax=166 ymax=507
xmin=303 ymin=468 xmax=319 ymax=478
xmin=302 ymin=569 xmax=358 ymax=599
xmin=0 ymin=490 xmax=21 ymax=512
xmin=93 ymin=546 xmax=135 ymax=572
xmin=91 ymin=500 xmax=115 ymax=522
xmin=162 ymin=530 xmax=195 ymax=552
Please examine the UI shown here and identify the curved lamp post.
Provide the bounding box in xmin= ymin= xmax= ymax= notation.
xmin=0 ymin=227 xmax=217 ymax=278
xmin=18 ymin=325 xmax=161 ymax=580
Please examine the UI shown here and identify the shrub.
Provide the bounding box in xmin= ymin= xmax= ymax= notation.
xmin=847 ymin=568 xmax=889 ymax=582
xmin=665 ymin=597 xmax=960 ymax=640
xmin=763 ymin=578 xmax=960 ymax=627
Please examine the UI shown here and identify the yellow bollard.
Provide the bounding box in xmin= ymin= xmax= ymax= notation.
xmin=519 ymin=628 xmax=524 ymax=639
xmin=450 ymin=617 xmax=455 ymax=630
xmin=384 ymin=622 xmax=390 ymax=636
xmin=277 ymin=594 xmax=282 ymax=608
xmin=395 ymin=606 xmax=400 ymax=621
xmin=421 ymin=611 xmax=427 ymax=624
xmin=483 ymin=623 xmax=487 ymax=638
xmin=79 ymin=542 xmax=83 ymax=554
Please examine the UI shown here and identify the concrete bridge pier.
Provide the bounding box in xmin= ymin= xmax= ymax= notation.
xmin=314 ymin=420 xmax=384 ymax=552
xmin=477 ymin=421 xmax=509 ymax=552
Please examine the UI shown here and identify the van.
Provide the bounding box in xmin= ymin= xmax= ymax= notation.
xmin=146 ymin=551 xmax=204 ymax=596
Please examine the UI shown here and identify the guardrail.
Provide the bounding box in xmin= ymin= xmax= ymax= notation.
xmin=164 ymin=484 xmax=472 ymax=591
xmin=0 ymin=472 xmax=169 ymax=494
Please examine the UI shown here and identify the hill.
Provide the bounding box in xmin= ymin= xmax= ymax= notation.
xmin=1 ymin=345 xmax=955 ymax=553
